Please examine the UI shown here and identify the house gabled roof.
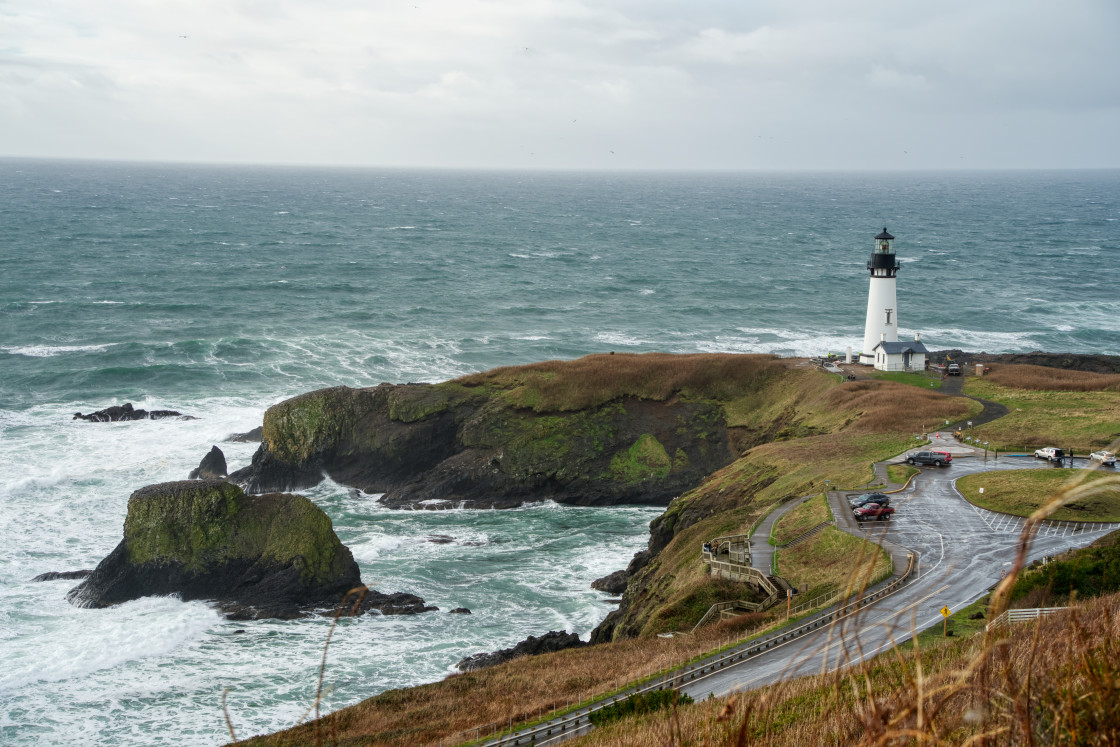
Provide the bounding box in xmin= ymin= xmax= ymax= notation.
xmin=872 ymin=340 xmax=929 ymax=355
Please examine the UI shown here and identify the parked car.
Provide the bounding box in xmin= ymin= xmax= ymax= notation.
xmin=946 ymin=363 xmax=961 ymax=376
xmin=1034 ymin=447 xmax=1065 ymax=463
xmin=906 ymin=451 xmax=951 ymax=466
xmin=1090 ymin=450 xmax=1116 ymax=466
xmin=849 ymin=492 xmax=890 ymax=509
xmin=854 ymin=504 xmax=895 ymax=522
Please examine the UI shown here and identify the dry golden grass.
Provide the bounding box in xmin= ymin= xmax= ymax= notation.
xmin=238 ymin=610 xmax=786 ymax=747
xmin=984 ymin=364 xmax=1120 ymax=392
xmin=570 ymin=594 xmax=1120 ymax=746
xmin=453 ymin=353 xmax=791 ymax=412
xmin=822 ymin=380 xmax=979 ymax=434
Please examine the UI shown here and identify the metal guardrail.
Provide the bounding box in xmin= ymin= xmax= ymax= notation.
xmin=481 ymin=552 xmax=918 ymax=747
xmin=986 ymin=606 xmax=1069 ymax=632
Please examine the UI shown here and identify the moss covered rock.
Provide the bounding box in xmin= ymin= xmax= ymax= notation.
xmin=230 ymin=382 xmax=738 ymax=509
xmin=67 ymin=480 xmax=433 ymax=619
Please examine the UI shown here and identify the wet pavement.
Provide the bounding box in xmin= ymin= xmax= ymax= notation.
xmin=681 ymin=446 xmax=1118 ymax=699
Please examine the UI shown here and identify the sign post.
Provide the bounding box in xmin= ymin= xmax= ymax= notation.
xmin=787 ymin=587 xmax=792 ymax=619
xmin=940 ymin=605 xmax=951 ymax=637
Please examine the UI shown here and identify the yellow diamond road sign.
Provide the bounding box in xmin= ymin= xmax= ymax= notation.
xmin=940 ymin=606 xmax=951 ymax=618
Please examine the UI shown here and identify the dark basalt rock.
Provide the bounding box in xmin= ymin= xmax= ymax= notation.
xmin=189 ymin=445 xmax=228 ymax=480
xmin=74 ymin=403 xmax=187 ymax=422
xmin=455 ymin=630 xmax=586 ymax=672
xmin=226 ymin=426 xmax=264 ymax=443
xmin=228 ymin=381 xmax=736 ymax=510
xmin=66 ymin=480 xmax=434 ymax=620
xmin=32 ymin=569 xmax=93 ymax=582
xmin=449 ymin=607 xmax=472 ymax=614
xmin=591 ymin=570 xmax=628 ymax=595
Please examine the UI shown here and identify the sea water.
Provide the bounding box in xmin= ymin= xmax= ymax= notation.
xmin=1 ymin=161 xmax=1118 ymax=745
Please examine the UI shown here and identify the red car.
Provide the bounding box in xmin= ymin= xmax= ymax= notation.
xmin=854 ymin=504 xmax=895 ymax=522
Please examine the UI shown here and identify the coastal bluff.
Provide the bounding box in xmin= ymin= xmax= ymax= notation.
xmin=228 ymin=353 xmax=794 ymax=509
xmin=67 ymin=480 xmax=433 ymax=619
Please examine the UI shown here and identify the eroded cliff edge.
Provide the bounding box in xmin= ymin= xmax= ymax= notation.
xmin=230 ymin=354 xmax=797 ymax=509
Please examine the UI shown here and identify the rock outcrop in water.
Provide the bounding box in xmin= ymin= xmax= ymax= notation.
xmin=227 ymin=354 xmax=774 ymax=509
xmin=66 ymin=480 xmax=435 ymax=620
xmin=188 ymin=445 xmax=228 ymax=479
xmin=456 ymin=630 xmax=587 ymax=672
xmin=73 ymin=403 xmax=187 ymax=421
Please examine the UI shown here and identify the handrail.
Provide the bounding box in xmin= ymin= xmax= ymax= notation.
xmin=774 ymin=520 xmax=834 ymax=549
xmin=482 ymin=552 xmax=918 ymax=746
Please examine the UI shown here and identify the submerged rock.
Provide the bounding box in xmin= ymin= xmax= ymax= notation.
xmin=74 ymin=403 xmax=187 ymax=422
xmin=455 ymin=630 xmax=587 ymax=672
xmin=188 ymin=445 xmax=228 ymax=480
xmin=225 ymin=426 xmax=264 ymax=443
xmin=66 ymin=480 xmax=434 ymax=620
xmin=32 ymin=569 xmax=93 ymax=582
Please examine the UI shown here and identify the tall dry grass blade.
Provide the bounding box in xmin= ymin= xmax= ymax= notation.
xmin=222 ymin=687 xmax=238 ymax=743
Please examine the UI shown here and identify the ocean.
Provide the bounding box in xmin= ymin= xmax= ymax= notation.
xmin=1 ymin=160 xmax=1118 ymax=745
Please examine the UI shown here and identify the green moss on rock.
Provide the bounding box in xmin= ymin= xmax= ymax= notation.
xmin=123 ymin=480 xmax=353 ymax=588
xmin=610 ymin=434 xmax=672 ymax=483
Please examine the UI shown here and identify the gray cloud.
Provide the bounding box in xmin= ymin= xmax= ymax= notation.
xmin=1 ymin=0 xmax=1117 ymax=169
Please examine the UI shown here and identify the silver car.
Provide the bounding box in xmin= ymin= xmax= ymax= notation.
xmin=1090 ymin=450 xmax=1116 ymax=466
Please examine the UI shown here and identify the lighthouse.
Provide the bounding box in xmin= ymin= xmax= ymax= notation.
xmin=859 ymin=228 xmax=900 ymax=365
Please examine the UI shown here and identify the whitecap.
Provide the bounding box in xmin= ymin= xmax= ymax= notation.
xmin=4 ymin=344 xmax=112 ymax=358
xmin=594 ymin=332 xmax=649 ymax=346
xmin=638 ymin=289 xmax=655 ymax=295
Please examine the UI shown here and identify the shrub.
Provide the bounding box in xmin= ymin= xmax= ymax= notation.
xmin=588 ymin=688 xmax=694 ymax=728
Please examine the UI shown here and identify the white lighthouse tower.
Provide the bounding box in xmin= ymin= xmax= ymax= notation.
xmin=859 ymin=228 xmax=900 ymax=365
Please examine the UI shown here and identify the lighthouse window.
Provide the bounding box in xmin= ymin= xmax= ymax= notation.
xmin=885 ymin=309 xmax=893 ymax=325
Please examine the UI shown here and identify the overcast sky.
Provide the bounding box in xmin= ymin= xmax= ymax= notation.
xmin=2 ymin=0 xmax=1118 ymax=170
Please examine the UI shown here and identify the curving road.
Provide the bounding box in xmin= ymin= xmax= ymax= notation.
xmin=680 ymin=447 xmax=1116 ymax=699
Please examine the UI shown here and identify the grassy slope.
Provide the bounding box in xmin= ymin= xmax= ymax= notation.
xmin=964 ymin=364 xmax=1120 ymax=452
xmin=775 ymin=527 xmax=892 ymax=595
xmin=249 ymin=357 xmax=1109 ymax=746
xmin=957 ymin=468 xmax=1120 ymax=522
xmin=770 ymin=494 xmax=830 ymax=546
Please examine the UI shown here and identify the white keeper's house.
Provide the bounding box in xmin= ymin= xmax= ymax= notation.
xmin=860 ymin=228 xmax=928 ymax=372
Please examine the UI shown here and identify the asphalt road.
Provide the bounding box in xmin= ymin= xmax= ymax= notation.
xmin=680 ymin=456 xmax=1117 ymax=699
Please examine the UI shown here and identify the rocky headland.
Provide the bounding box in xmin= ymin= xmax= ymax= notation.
xmin=66 ymin=480 xmax=434 ymax=620
xmin=227 ymin=353 xmax=793 ymax=509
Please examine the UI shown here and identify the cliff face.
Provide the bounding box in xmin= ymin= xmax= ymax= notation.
xmin=231 ymin=380 xmax=739 ymax=509
xmin=67 ymin=480 xmax=432 ymax=619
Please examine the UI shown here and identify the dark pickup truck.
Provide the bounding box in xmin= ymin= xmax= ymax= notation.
xmin=906 ymin=451 xmax=951 ymax=466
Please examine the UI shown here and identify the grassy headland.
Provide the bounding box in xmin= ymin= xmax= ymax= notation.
xmin=244 ymin=353 xmax=1120 ymax=746
xmin=964 ymin=364 xmax=1120 ymax=452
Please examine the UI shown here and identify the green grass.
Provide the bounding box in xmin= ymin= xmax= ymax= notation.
xmin=914 ymin=594 xmax=991 ymax=646
xmin=887 ymin=463 xmax=919 ymax=485
xmin=957 ymin=468 xmax=1120 ymax=522
xmin=770 ymin=494 xmax=830 ymax=546
xmin=963 ymin=377 xmax=1120 ymax=452
xmin=775 ymin=526 xmax=892 ymax=595
xmin=871 ymin=370 xmax=943 ymax=389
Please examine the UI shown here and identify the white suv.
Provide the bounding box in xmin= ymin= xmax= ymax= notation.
xmin=1090 ymin=451 xmax=1116 ymax=466
xmin=1034 ymin=447 xmax=1065 ymax=462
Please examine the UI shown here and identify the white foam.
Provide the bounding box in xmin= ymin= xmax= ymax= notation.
xmin=4 ymin=344 xmax=113 ymax=357
xmin=0 ymin=595 xmax=220 ymax=690
xmin=594 ymin=332 xmax=650 ymax=346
